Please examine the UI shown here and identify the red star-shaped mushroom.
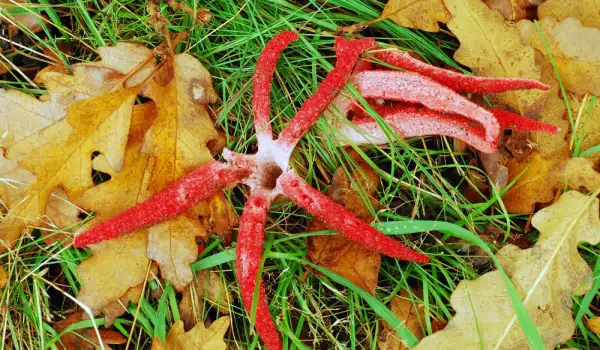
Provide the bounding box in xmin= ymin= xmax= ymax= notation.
xmin=74 ymin=32 xmax=557 ymax=349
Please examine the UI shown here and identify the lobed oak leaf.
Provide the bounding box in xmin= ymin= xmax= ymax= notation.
xmin=519 ymin=17 xmax=600 ymax=95
xmin=538 ymin=0 xmax=600 ymax=29
xmin=416 ymin=191 xmax=600 ymax=349
xmin=307 ymin=162 xmax=381 ymax=294
xmin=444 ymin=0 xmax=547 ymax=118
xmin=53 ymin=310 xmax=126 ymax=350
xmin=179 ymin=270 xmax=231 ymax=330
xmin=139 ymin=54 xmax=221 ymax=289
xmin=95 ymin=42 xmax=156 ymax=87
xmin=151 ymin=317 xmax=230 ymax=350
xmin=380 ymin=0 xmax=450 ymax=32
xmin=379 ymin=289 xmax=446 ymax=350
xmin=75 ymin=103 xmax=156 ymax=317
xmin=0 ymin=87 xmax=138 ymax=250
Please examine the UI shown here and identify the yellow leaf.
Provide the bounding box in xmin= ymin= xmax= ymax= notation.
xmin=483 ymin=0 xmax=528 ymax=21
xmin=179 ymin=270 xmax=231 ymax=330
xmin=444 ymin=0 xmax=547 ymax=118
xmin=0 ymin=265 xmax=7 ymax=289
xmin=75 ymin=103 xmax=156 ymax=316
xmin=538 ymin=0 xmax=600 ymax=29
xmin=139 ymin=54 xmax=220 ymax=289
xmin=381 ymin=0 xmax=450 ymax=32
xmin=0 ymin=87 xmax=138 ymax=250
xmin=416 ymin=191 xmax=600 ymax=349
xmin=307 ymin=162 xmax=381 ymax=294
xmin=147 ymin=215 xmax=206 ymax=291
xmin=151 ymin=317 xmax=229 ymax=350
xmin=519 ymin=17 xmax=600 ymax=95
xmin=588 ymin=317 xmax=600 ymax=335
xmin=502 ymin=150 xmax=600 ymax=213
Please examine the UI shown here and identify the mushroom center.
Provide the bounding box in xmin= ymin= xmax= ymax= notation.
xmin=260 ymin=162 xmax=283 ymax=190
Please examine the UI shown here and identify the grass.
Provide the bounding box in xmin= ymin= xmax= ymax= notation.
xmin=0 ymin=1 xmax=599 ymax=349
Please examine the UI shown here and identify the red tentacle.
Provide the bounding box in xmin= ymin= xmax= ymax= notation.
xmin=490 ymin=108 xmax=559 ymax=133
xmin=235 ymin=191 xmax=281 ymax=350
xmin=253 ymin=31 xmax=298 ymax=147
xmin=74 ymin=160 xmax=248 ymax=247
xmin=351 ymin=70 xmax=500 ymax=142
xmin=277 ymin=37 xmax=377 ymax=151
xmin=278 ymin=172 xmax=429 ymax=263
xmin=371 ymin=50 xmax=551 ymax=93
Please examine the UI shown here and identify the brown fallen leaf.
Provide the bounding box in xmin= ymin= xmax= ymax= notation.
xmin=538 ymin=0 xmax=600 ymax=29
xmin=307 ymin=162 xmax=382 ymax=294
xmin=75 ymin=103 xmax=155 ymax=317
xmin=141 ymin=53 xmax=220 ymax=290
xmin=179 ymin=270 xmax=231 ymax=330
xmin=502 ymin=150 xmax=600 ymax=213
xmin=379 ymin=289 xmax=446 ymax=350
xmin=53 ymin=310 xmax=126 ymax=350
xmin=416 ymin=191 xmax=600 ymax=349
xmin=380 ymin=0 xmax=450 ymax=32
xmin=484 ymin=0 xmax=528 ymax=21
xmin=151 ymin=317 xmax=230 ymax=350
xmin=444 ymin=0 xmax=547 ymax=118
xmin=102 ymin=284 xmax=144 ymax=327
xmin=519 ymin=17 xmax=600 ymax=95
xmin=588 ymin=317 xmax=600 ymax=335
xmin=0 ymin=265 xmax=7 ymax=288
xmin=0 ymin=86 xmax=138 ymax=250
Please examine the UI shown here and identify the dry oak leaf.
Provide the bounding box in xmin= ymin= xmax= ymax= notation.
xmin=380 ymin=0 xmax=450 ymax=32
xmin=416 ymin=190 xmax=600 ymax=349
xmin=140 ymin=54 xmax=220 ymax=290
xmin=444 ymin=0 xmax=547 ymax=118
xmin=0 ymin=265 xmax=7 ymax=288
xmin=307 ymin=163 xmax=382 ymax=294
xmin=53 ymin=310 xmax=126 ymax=350
xmin=379 ymin=289 xmax=446 ymax=350
xmin=502 ymin=150 xmax=600 ymax=213
xmin=75 ymin=103 xmax=156 ymax=317
xmin=484 ymin=0 xmax=528 ymax=22
xmin=179 ymin=270 xmax=231 ymax=330
xmin=151 ymin=317 xmax=230 ymax=350
xmin=0 ymin=87 xmax=138 ymax=250
xmin=538 ymin=0 xmax=600 ymax=29
xmin=588 ymin=317 xmax=600 ymax=335
xmin=519 ymin=17 xmax=600 ymax=95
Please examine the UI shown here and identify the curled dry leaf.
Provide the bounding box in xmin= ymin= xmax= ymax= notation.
xmin=444 ymin=0 xmax=547 ymax=118
xmin=519 ymin=17 xmax=600 ymax=95
xmin=380 ymin=0 xmax=450 ymax=32
xmin=416 ymin=191 xmax=600 ymax=349
xmin=538 ymin=0 xmax=600 ymax=29
xmin=379 ymin=289 xmax=446 ymax=350
xmin=307 ymin=162 xmax=382 ymax=294
xmin=151 ymin=317 xmax=230 ymax=350
xmin=179 ymin=270 xmax=231 ymax=330
xmin=53 ymin=311 xmax=126 ymax=350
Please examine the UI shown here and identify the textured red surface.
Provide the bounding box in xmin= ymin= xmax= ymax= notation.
xmin=372 ymin=50 xmax=551 ymax=93
xmin=252 ymin=31 xmax=298 ymax=144
xmin=279 ymin=172 xmax=429 ymax=263
xmin=235 ymin=191 xmax=281 ymax=349
xmin=351 ymin=70 xmax=501 ymax=142
xmin=277 ymin=37 xmax=377 ymax=150
xmin=73 ymin=161 xmax=248 ymax=247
